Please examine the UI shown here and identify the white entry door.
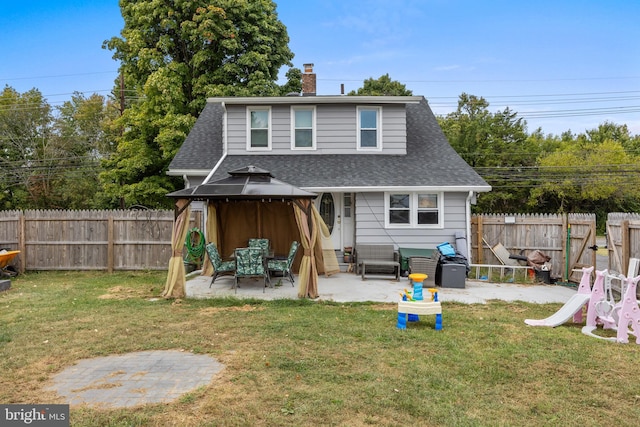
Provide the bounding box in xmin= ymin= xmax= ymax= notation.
xmin=315 ymin=193 xmax=354 ymax=250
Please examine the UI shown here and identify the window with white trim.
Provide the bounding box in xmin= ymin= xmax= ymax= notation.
xmin=417 ymin=193 xmax=439 ymax=225
xmin=247 ymin=106 xmax=271 ymax=150
xmin=291 ymin=106 xmax=315 ymax=149
xmin=385 ymin=192 xmax=442 ymax=228
xmin=357 ymin=106 xmax=381 ymax=150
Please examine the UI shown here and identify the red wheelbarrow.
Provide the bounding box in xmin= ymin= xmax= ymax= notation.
xmin=0 ymin=250 xmax=20 ymax=278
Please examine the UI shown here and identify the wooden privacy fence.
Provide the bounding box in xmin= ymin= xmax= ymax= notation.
xmin=472 ymin=213 xmax=597 ymax=282
xmin=606 ymin=213 xmax=640 ymax=277
xmin=0 ymin=210 xmax=201 ymax=272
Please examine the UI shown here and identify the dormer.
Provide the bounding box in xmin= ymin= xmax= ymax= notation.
xmin=215 ymin=96 xmax=422 ymax=156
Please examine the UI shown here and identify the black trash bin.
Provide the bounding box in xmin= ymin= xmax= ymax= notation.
xmin=534 ymin=268 xmax=552 ymax=284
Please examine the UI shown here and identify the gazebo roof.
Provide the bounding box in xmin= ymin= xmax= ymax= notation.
xmin=166 ymin=165 xmax=317 ymax=201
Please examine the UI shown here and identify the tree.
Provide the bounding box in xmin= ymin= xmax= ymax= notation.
xmin=438 ymin=93 xmax=534 ymax=212
xmin=101 ymin=0 xmax=295 ymax=208
xmin=348 ymin=74 xmax=413 ymax=96
xmin=0 ymin=86 xmax=54 ymax=208
xmin=278 ymin=67 xmax=303 ymax=96
xmin=51 ymin=93 xmax=119 ymax=209
xmin=0 ymin=87 xmax=119 ymax=209
xmin=529 ymin=139 xmax=640 ymax=213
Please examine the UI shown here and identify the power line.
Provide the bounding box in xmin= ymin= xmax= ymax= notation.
xmin=0 ymin=71 xmax=118 ymax=82
xmin=321 ymin=76 xmax=640 ymax=84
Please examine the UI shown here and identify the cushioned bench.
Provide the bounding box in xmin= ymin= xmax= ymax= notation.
xmin=355 ymin=244 xmax=400 ymax=281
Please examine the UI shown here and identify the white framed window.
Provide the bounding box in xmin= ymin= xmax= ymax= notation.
xmin=357 ymin=106 xmax=382 ymax=150
xmin=247 ymin=106 xmax=271 ymax=150
xmin=291 ymin=106 xmax=316 ymax=150
xmin=385 ymin=192 xmax=443 ymax=228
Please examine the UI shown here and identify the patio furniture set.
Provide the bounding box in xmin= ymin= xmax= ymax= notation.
xmin=354 ymin=244 xmax=440 ymax=285
xmin=206 ymin=238 xmax=299 ymax=293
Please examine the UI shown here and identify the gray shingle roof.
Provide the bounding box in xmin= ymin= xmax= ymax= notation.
xmin=168 ymin=97 xmax=490 ymax=191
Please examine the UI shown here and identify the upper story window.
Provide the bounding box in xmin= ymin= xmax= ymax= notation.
xmin=291 ymin=106 xmax=316 ymax=150
xmin=247 ymin=106 xmax=271 ymax=150
xmin=357 ymin=106 xmax=382 ymax=150
xmin=385 ymin=192 xmax=443 ymax=228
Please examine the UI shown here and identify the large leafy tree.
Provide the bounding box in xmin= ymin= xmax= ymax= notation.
xmin=438 ymin=93 xmax=535 ymax=212
xmin=348 ymin=74 xmax=413 ymax=96
xmin=101 ymin=0 xmax=295 ymax=208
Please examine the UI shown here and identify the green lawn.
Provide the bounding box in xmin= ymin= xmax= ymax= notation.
xmin=1 ymin=271 xmax=638 ymax=426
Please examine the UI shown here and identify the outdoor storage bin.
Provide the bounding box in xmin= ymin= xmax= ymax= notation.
xmin=398 ymin=247 xmax=434 ymax=274
xmin=439 ymin=263 xmax=466 ymax=288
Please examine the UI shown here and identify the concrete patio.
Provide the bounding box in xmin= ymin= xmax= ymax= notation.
xmin=185 ymin=270 xmax=578 ymax=304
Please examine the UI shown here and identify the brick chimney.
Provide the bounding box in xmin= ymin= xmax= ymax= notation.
xmin=301 ymin=63 xmax=316 ymax=96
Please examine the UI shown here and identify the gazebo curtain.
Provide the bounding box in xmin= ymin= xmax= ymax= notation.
xmin=162 ymin=199 xmax=191 ymax=298
xmin=294 ymin=199 xmax=319 ymax=298
xmin=313 ymin=204 xmax=340 ymax=276
xmin=201 ymin=203 xmax=218 ymax=277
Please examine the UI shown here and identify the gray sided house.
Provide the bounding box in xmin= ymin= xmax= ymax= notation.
xmin=168 ymin=81 xmax=490 ymax=258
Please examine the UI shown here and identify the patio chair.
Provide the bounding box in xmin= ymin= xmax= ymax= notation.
xmin=234 ymin=247 xmax=269 ymax=293
xmin=268 ymin=241 xmax=299 ymax=285
xmin=248 ymin=238 xmax=270 ymax=254
xmin=205 ymin=243 xmax=236 ymax=288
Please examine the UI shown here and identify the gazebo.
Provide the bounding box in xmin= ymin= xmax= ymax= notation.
xmin=162 ymin=166 xmax=339 ymax=299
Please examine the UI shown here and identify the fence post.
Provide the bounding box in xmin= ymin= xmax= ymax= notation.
xmin=622 ymin=220 xmax=629 ymax=275
xmin=108 ymin=216 xmax=114 ymax=273
xmin=562 ymin=214 xmax=568 ymax=282
xmin=19 ymin=212 xmax=25 ymax=274
xmin=476 ymin=215 xmax=484 ymax=264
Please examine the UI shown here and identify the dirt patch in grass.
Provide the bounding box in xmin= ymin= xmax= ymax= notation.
xmin=98 ymin=286 xmax=149 ymax=300
xmin=198 ymin=305 xmax=265 ymax=315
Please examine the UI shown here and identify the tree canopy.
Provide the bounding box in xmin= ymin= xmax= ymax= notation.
xmin=437 ymin=93 xmax=640 ymax=225
xmin=0 ymin=87 xmax=116 ymax=209
xmin=347 ymin=74 xmax=413 ymax=96
xmin=101 ymin=0 xmax=296 ymax=208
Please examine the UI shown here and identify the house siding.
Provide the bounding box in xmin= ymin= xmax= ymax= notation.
xmin=225 ymin=103 xmax=406 ymax=155
xmin=354 ymin=192 xmax=468 ymax=249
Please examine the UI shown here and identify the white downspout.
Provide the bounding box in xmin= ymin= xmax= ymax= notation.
xmin=466 ymin=190 xmax=473 ymax=262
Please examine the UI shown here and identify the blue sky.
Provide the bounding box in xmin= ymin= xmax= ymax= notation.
xmin=1 ymin=0 xmax=639 ymax=136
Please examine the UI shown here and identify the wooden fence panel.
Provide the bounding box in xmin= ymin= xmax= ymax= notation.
xmin=0 ymin=209 xmax=202 ymax=272
xmin=606 ymin=213 xmax=640 ymax=276
xmin=472 ymin=213 xmax=596 ymax=281
xmin=111 ymin=210 xmax=175 ymax=271
xmin=0 ymin=210 xmax=22 ymax=271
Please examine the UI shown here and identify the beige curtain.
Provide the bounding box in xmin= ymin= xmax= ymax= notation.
xmin=162 ymin=199 xmax=191 ymax=298
xmin=201 ymin=202 xmax=218 ymax=277
xmin=294 ymin=200 xmax=319 ymax=298
xmin=312 ymin=204 xmax=340 ymax=276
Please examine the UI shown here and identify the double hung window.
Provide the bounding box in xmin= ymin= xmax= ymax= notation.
xmin=357 ymin=106 xmax=381 ymax=150
xmin=386 ymin=192 xmax=442 ymax=228
xmin=291 ymin=106 xmax=315 ymax=149
xmin=247 ymin=107 xmax=271 ymax=150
